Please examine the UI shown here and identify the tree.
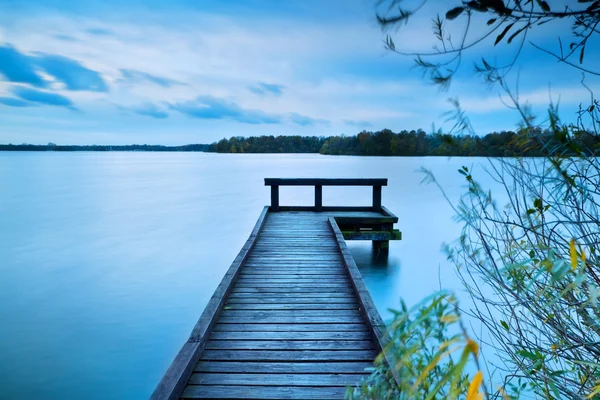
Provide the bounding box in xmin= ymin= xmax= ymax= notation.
xmin=377 ymin=1 xmax=600 ymax=90
xmin=349 ymin=1 xmax=600 ymax=399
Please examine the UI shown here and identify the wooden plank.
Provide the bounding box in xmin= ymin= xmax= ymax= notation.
xmin=328 ymin=216 xmax=400 ymax=386
xmin=218 ymin=315 xmax=364 ymax=324
xmin=205 ymin=340 xmax=374 ymax=350
xmin=341 ymin=229 xmax=402 ymax=241
xmin=233 ymin=282 xmax=349 ymax=288
xmin=209 ymin=331 xmax=371 ymax=341
xmin=223 ymin=303 xmax=359 ymax=310
xmin=213 ymin=323 xmax=368 ymax=332
xmin=220 ymin=310 xmax=362 ymax=318
xmin=230 ymin=287 xmax=354 ymax=294
xmin=200 ymin=349 xmax=377 ymax=361
xmin=194 ymin=361 xmax=373 ymax=374
xmin=225 ymin=296 xmax=357 ymax=304
xmin=227 ymin=292 xmax=355 ymax=299
xmin=181 ymin=385 xmax=347 ymax=399
xmin=188 ymin=373 xmax=367 ymax=386
xmin=264 ymin=178 xmax=387 ymax=186
xmin=237 ymin=276 xmax=349 ymax=282
xmin=149 ymin=342 xmax=201 ymax=400
xmin=240 ymin=269 xmax=347 ymax=275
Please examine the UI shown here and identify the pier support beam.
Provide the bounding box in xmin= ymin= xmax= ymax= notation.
xmin=372 ymin=240 xmax=389 ymax=257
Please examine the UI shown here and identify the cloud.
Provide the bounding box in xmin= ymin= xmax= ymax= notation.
xmin=249 ymin=82 xmax=285 ymax=96
xmin=131 ymin=103 xmax=168 ymax=119
xmin=120 ymin=69 xmax=183 ymax=88
xmin=344 ymin=120 xmax=372 ymax=127
xmin=0 ymin=45 xmax=46 ymax=88
xmin=85 ymin=28 xmax=113 ymax=36
xmin=169 ymin=95 xmax=281 ymax=124
xmin=53 ymin=34 xmax=78 ymax=42
xmin=0 ymin=97 xmax=34 ymax=107
xmin=0 ymin=44 xmax=108 ymax=93
xmin=289 ymin=112 xmax=328 ymax=126
xmin=12 ymin=86 xmax=76 ymax=109
xmin=34 ymin=53 xmax=108 ymax=92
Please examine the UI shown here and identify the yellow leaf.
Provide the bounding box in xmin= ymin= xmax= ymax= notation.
xmin=467 ymin=371 xmax=483 ymax=400
xmin=440 ymin=314 xmax=459 ymax=323
xmin=582 ymin=250 xmax=586 ymax=266
xmin=551 ymin=344 xmax=557 ymax=352
xmin=466 ymin=338 xmax=479 ymax=358
xmin=587 ymin=383 xmax=600 ymax=399
xmin=570 ymin=238 xmax=577 ymax=270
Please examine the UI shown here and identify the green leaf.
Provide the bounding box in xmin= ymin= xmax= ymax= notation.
xmin=467 ymin=1 xmax=488 ymax=12
xmin=516 ymin=349 xmax=539 ymax=360
xmin=386 ymin=36 xmax=395 ymax=51
xmin=536 ymin=0 xmax=550 ymax=11
xmin=494 ymin=23 xmax=514 ymax=45
xmin=487 ymin=18 xmax=497 ymax=25
xmin=507 ymin=24 xmax=529 ymax=44
xmin=445 ymin=6 xmax=465 ymax=20
xmin=500 ymin=320 xmax=509 ymax=331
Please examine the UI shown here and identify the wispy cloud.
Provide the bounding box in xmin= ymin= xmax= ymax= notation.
xmin=344 ymin=120 xmax=372 ymax=128
xmin=289 ymin=112 xmax=328 ymax=126
xmin=34 ymin=53 xmax=108 ymax=92
xmin=85 ymin=28 xmax=113 ymax=36
xmin=249 ymin=82 xmax=285 ymax=96
xmin=0 ymin=97 xmax=34 ymax=107
xmin=0 ymin=44 xmax=47 ymax=88
xmin=12 ymin=86 xmax=76 ymax=109
xmin=120 ymin=69 xmax=183 ymax=88
xmin=169 ymin=95 xmax=281 ymax=124
xmin=0 ymin=44 xmax=107 ymax=92
xmin=131 ymin=103 xmax=168 ymax=119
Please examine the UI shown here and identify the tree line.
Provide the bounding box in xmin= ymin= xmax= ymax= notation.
xmin=209 ymin=128 xmax=598 ymax=157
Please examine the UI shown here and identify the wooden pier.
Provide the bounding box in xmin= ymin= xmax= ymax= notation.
xmin=151 ymin=179 xmax=401 ymax=400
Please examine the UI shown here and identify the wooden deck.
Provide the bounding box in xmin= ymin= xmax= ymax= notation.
xmin=151 ymin=179 xmax=400 ymax=400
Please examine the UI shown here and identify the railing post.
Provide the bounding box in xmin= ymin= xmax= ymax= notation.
xmin=271 ymin=185 xmax=279 ymax=212
xmin=372 ymin=185 xmax=382 ymax=212
xmin=315 ymin=185 xmax=323 ymax=212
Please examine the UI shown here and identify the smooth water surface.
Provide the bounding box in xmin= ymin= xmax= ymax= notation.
xmin=0 ymin=152 xmax=492 ymax=399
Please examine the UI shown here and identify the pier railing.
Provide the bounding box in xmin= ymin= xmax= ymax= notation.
xmin=264 ymin=178 xmax=387 ymax=212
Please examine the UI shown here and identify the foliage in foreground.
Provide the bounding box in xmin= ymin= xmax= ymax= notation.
xmin=346 ymin=293 xmax=486 ymax=400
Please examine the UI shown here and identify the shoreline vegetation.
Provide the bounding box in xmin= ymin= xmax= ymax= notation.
xmin=1 ymin=128 xmax=595 ymax=156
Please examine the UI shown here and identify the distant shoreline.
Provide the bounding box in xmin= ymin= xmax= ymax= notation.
xmin=1 ymin=126 xmax=590 ymax=157
xmin=0 ymin=144 xmax=211 ymax=152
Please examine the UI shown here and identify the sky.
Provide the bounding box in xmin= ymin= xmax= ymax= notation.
xmin=0 ymin=0 xmax=599 ymax=145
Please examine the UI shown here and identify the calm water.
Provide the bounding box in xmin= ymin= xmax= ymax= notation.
xmin=0 ymin=152 xmax=491 ymax=399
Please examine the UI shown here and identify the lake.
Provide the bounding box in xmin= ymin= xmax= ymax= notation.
xmin=0 ymin=152 xmax=491 ymax=399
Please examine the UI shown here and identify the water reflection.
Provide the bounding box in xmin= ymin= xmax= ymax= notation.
xmin=349 ymin=241 xmax=403 ymax=319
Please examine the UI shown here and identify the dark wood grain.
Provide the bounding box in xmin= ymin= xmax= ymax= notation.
xmin=181 ymin=385 xmax=347 ymax=399
xmin=188 ymin=373 xmax=368 ymax=386
xmin=194 ymin=361 xmax=373 ymax=374
xmin=264 ymin=178 xmax=387 ymax=186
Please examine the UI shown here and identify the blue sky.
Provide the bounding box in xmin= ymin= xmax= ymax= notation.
xmin=0 ymin=0 xmax=598 ymax=145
